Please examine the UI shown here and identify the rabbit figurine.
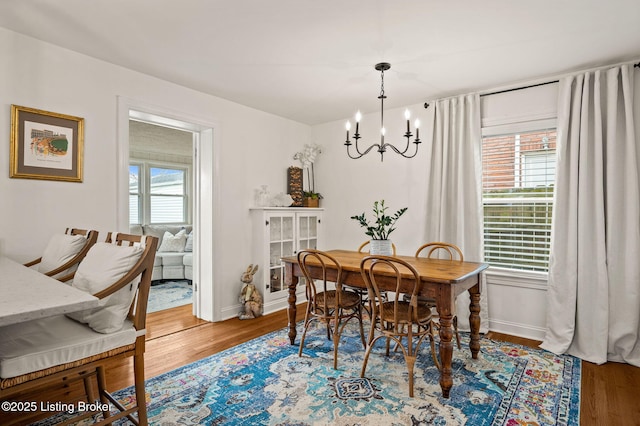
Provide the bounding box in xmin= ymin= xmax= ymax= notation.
xmin=238 ymin=264 xmax=263 ymax=320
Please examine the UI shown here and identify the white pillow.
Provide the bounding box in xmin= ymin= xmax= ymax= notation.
xmin=158 ymin=230 xmax=187 ymax=253
xmin=67 ymin=242 xmax=143 ymax=334
xmin=184 ymin=231 xmax=194 ymax=252
xmin=38 ymin=234 xmax=87 ymax=278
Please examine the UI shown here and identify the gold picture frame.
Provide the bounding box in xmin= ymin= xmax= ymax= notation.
xmin=10 ymin=105 xmax=84 ymax=182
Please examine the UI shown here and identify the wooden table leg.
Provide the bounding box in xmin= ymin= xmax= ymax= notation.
xmin=436 ymin=293 xmax=454 ymax=398
xmin=284 ymin=262 xmax=298 ymax=345
xmin=468 ymin=283 xmax=481 ymax=359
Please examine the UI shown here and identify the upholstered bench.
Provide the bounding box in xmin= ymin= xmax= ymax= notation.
xmin=0 ymin=233 xmax=157 ymax=425
xmin=0 ymin=316 xmax=137 ymax=383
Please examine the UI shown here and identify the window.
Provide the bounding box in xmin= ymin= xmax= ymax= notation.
xmin=482 ymin=126 xmax=556 ymax=272
xmin=129 ymin=164 xmax=141 ymax=224
xmin=129 ymin=163 xmax=189 ymax=225
xmin=150 ymin=167 xmax=187 ymax=223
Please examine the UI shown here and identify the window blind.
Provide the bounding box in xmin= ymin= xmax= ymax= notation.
xmin=149 ymin=167 xmax=186 ymax=223
xmin=482 ymin=129 xmax=556 ymax=272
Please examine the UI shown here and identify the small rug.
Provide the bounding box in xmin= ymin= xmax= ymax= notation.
xmin=147 ymin=280 xmax=192 ymax=313
xmin=77 ymin=321 xmax=580 ymax=425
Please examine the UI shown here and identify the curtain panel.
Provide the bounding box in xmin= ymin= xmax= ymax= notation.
xmin=425 ymin=94 xmax=488 ymax=332
xmin=541 ymin=65 xmax=640 ymax=366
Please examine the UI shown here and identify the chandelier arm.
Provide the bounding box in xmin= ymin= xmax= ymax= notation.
xmin=346 ymin=142 xmax=382 ymax=159
xmin=352 ymin=136 xmax=366 ymax=156
xmin=383 ymin=141 xmax=421 ymax=158
xmin=396 ymin=134 xmax=413 ymax=155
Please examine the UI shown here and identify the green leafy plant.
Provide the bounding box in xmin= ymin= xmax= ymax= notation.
xmin=303 ymin=191 xmax=323 ymax=200
xmin=351 ymin=200 xmax=408 ymax=240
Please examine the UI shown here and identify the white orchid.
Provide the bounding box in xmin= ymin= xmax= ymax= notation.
xmin=293 ymin=144 xmax=322 ymax=169
xmin=293 ymin=144 xmax=322 ymax=196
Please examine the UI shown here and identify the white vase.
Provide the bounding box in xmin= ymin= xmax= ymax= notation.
xmin=369 ymin=239 xmax=393 ymax=256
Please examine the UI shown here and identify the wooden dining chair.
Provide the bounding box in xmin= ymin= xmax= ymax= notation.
xmin=412 ymin=242 xmax=464 ymax=350
xmin=0 ymin=233 xmax=158 ymax=426
xmin=351 ymin=240 xmax=397 ymax=313
xmin=297 ymin=249 xmax=366 ymax=370
xmin=24 ymin=228 xmax=99 ymax=280
xmin=359 ymin=255 xmax=439 ymax=397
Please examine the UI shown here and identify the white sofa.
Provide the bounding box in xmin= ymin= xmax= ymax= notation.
xmin=130 ymin=225 xmax=193 ymax=282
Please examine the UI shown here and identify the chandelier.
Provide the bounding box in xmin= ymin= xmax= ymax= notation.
xmin=344 ymin=62 xmax=421 ymax=161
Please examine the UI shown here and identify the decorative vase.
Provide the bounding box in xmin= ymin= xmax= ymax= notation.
xmin=369 ymin=239 xmax=393 ymax=256
xmin=255 ymin=185 xmax=271 ymax=207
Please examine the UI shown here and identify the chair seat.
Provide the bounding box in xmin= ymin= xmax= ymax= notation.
xmin=378 ymin=301 xmax=433 ymax=324
xmin=315 ymin=290 xmax=361 ymax=310
xmin=0 ymin=315 xmax=137 ymax=380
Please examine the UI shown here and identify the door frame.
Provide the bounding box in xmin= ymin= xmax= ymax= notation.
xmin=116 ymin=96 xmax=221 ymax=321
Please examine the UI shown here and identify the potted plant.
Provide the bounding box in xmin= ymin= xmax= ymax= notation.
xmin=351 ymin=200 xmax=407 ymax=255
xmin=293 ymin=144 xmax=322 ymax=207
xmin=302 ymin=191 xmax=323 ymax=207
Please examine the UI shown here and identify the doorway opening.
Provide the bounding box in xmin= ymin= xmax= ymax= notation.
xmin=129 ymin=120 xmax=195 ymax=314
xmin=117 ymin=97 xmax=219 ymax=328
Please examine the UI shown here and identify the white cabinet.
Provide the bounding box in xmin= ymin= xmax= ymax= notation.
xmin=251 ymin=208 xmax=323 ymax=311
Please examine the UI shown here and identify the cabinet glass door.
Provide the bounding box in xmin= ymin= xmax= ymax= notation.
xmin=267 ymin=214 xmax=294 ymax=299
xmin=297 ymin=214 xmax=319 ymax=251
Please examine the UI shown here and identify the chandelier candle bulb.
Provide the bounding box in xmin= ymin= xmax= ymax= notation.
xmin=405 ymin=110 xmax=411 ymax=133
xmin=355 ymin=111 xmax=361 ymax=134
xmin=345 ymin=121 xmax=351 ymax=142
xmin=415 ymin=119 xmax=420 ymax=140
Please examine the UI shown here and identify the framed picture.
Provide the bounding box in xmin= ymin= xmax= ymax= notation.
xmin=10 ymin=105 xmax=84 ymax=182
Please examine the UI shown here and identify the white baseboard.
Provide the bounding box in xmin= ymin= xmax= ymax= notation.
xmin=489 ymin=318 xmax=547 ymax=341
xmin=219 ymin=299 xmax=306 ymax=322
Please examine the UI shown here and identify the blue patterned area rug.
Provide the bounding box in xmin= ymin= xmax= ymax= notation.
xmin=147 ymin=280 xmax=192 ymax=313
xmin=107 ymin=322 xmax=579 ymax=425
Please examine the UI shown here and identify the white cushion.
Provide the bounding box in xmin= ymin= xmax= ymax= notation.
xmin=0 ymin=315 xmax=137 ymax=379
xmin=184 ymin=231 xmax=193 ymax=252
xmin=143 ymin=225 xmax=183 ymax=250
xmin=160 ymin=253 xmax=184 ymax=266
xmin=151 ymin=266 xmax=162 ymax=281
xmin=38 ymin=234 xmax=87 ymax=277
xmin=158 ymin=230 xmax=187 ymax=253
xmin=183 ymin=253 xmax=193 ymax=267
xmin=129 ymin=224 xmax=143 ymax=235
xmin=162 ymin=265 xmax=184 ymax=279
xmin=66 ymin=242 xmax=143 ymax=334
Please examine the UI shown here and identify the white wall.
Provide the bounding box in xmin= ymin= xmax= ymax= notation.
xmin=0 ymin=27 xmax=311 ymax=317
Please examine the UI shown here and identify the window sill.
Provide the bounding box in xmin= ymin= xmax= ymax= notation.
xmin=485 ymin=267 xmax=548 ymax=290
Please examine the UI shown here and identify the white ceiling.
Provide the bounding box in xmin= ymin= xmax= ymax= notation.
xmin=1 ymin=1 xmax=639 ymax=125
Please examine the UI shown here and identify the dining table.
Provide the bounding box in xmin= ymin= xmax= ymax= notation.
xmin=0 ymin=256 xmax=99 ymax=327
xmin=281 ymin=249 xmax=489 ymax=398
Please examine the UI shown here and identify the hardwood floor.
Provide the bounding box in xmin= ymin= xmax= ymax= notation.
xmin=106 ymin=305 xmax=640 ymax=426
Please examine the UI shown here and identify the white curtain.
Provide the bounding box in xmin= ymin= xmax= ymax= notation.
xmin=541 ymin=65 xmax=640 ymax=366
xmin=425 ymin=94 xmax=488 ymax=333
